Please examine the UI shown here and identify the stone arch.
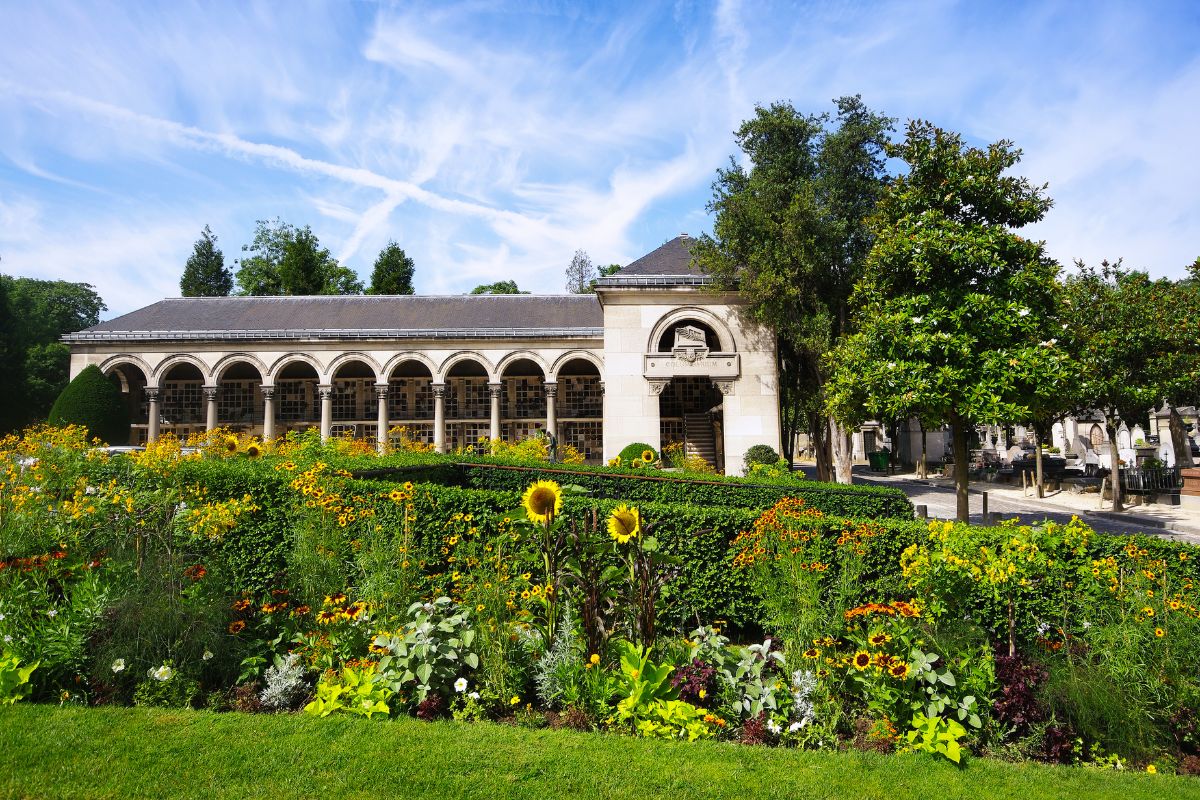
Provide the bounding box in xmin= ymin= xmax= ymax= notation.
xmin=437 ymin=351 xmax=496 ymax=383
xmin=267 ymin=352 xmax=325 ymax=383
xmin=549 ymin=350 xmax=604 ymax=382
xmin=646 ymin=307 xmax=736 ymax=354
xmin=99 ymin=355 xmax=154 ymax=390
xmin=211 ymin=353 xmax=269 ymax=384
xmin=152 ymin=353 xmax=213 ymax=385
xmin=382 ymin=352 xmax=438 ymax=381
xmin=327 ymin=351 xmax=383 ymax=383
xmin=496 ymin=350 xmax=550 ymax=380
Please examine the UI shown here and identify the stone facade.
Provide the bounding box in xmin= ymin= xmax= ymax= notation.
xmin=65 ymin=236 xmax=781 ymax=475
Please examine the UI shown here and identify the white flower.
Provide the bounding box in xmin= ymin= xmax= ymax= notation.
xmin=1082 ymin=620 xmax=1092 ymax=630
xmin=2 ymin=635 xmax=11 ymax=644
xmin=911 ymin=316 xmax=924 ymax=324
xmin=0 ymin=612 xmax=6 ymax=621
xmin=468 ymin=691 xmax=480 ymax=701
xmin=46 ymin=609 xmax=57 ymax=618
xmin=789 ymin=721 xmax=804 ymax=733
xmin=1017 ymin=308 xmax=1030 ymax=317
xmin=111 ymin=658 xmax=126 ymax=673
xmin=454 ymin=677 xmax=468 ymax=693
xmin=766 ymin=719 xmax=782 ymax=735
xmin=150 ymin=664 xmax=174 ymax=682
xmin=202 ymin=650 xmax=214 ymax=661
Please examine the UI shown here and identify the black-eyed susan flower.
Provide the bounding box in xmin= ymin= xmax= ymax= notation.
xmin=521 ymin=480 xmax=562 ymax=525
xmin=1155 ymin=628 xmax=1165 ymax=637
xmin=227 ymin=620 xmax=246 ymax=634
xmin=608 ymin=503 xmax=640 ymax=544
xmin=802 ymin=648 xmax=820 ymax=659
xmin=868 ymin=631 xmax=892 ymax=647
xmin=889 ymin=661 xmax=911 ymax=679
xmin=852 ymin=651 xmax=871 ymax=670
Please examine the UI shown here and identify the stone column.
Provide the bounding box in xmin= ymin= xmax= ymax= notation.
xmin=488 ymin=383 xmax=503 ymax=444
xmin=433 ymin=383 xmax=447 ymax=453
xmin=203 ymin=385 xmax=219 ymax=432
xmin=544 ymin=382 xmax=558 ymax=439
xmin=375 ymin=384 xmax=390 ymax=453
xmin=318 ymin=384 xmax=333 ymax=442
xmin=145 ymin=387 xmax=160 ymax=443
xmin=261 ymin=386 xmax=275 ymax=441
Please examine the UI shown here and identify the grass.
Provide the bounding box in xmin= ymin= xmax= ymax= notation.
xmin=2 ymin=705 xmax=1196 ymax=800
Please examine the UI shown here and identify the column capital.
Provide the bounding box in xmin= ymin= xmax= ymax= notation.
xmin=647 ymin=379 xmax=669 ymax=396
xmin=487 ymin=382 xmax=504 ymax=398
xmin=598 ymin=381 xmax=605 ymax=395
xmin=317 ymin=384 xmax=333 ymax=400
xmin=144 ymin=387 xmax=160 ymax=401
xmin=712 ymin=379 xmax=737 ymax=396
xmin=374 ymin=383 xmax=390 ymax=398
xmin=543 ymin=382 xmax=558 ymax=398
xmin=432 ymin=383 xmax=447 ymax=398
xmin=260 ymin=385 xmax=275 ymax=400
xmin=202 ymin=385 xmax=219 ymax=402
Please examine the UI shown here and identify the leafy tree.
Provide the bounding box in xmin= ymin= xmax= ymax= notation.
xmin=588 ymin=265 xmax=623 ymax=292
xmin=825 ymin=121 xmax=1063 ymax=521
xmin=235 ymin=219 xmax=363 ymax=296
xmin=565 ymin=249 xmax=596 ymax=294
xmin=0 ymin=276 xmax=106 ymax=432
xmin=367 ymin=241 xmax=416 ymax=295
xmin=48 ymin=364 xmax=130 ymax=445
xmin=692 ymin=97 xmax=893 ymax=481
xmin=470 ymin=280 xmax=528 ymax=295
xmin=1061 ymin=261 xmax=1200 ymax=511
xmin=179 ymin=225 xmax=232 ymax=297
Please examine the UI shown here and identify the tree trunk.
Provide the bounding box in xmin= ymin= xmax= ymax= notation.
xmin=951 ymin=414 xmax=970 ymax=522
xmin=1035 ymin=439 xmax=1045 ymax=498
xmin=810 ymin=411 xmax=832 ymax=482
xmin=1107 ymin=418 xmax=1124 ymax=512
xmin=829 ymin=416 xmax=854 ymax=484
xmin=1169 ymin=405 xmax=1195 ymax=468
xmin=919 ymin=422 xmax=928 ymax=480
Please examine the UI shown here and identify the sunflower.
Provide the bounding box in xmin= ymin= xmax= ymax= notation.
xmin=852 ymin=651 xmax=871 ymax=670
xmin=223 ymin=435 xmax=239 ymax=453
xmin=868 ymin=631 xmax=892 ymax=647
xmin=631 ymin=458 xmax=644 ymax=469
xmin=608 ymin=503 xmax=641 ymax=544
xmin=521 ymin=480 xmax=562 ymax=525
xmin=227 ymin=620 xmax=246 ymax=634
xmin=245 ymin=442 xmax=262 ymax=459
xmin=889 ymin=661 xmax=910 ymax=679
xmin=641 ymin=449 xmax=655 ymax=463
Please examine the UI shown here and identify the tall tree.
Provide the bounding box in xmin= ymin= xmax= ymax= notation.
xmin=588 ymin=264 xmax=622 ymax=292
xmin=470 ymin=280 xmax=528 ymax=295
xmin=825 ymin=121 xmax=1063 ymax=522
xmin=235 ymin=218 xmax=363 ymax=296
xmin=367 ymin=241 xmax=416 ymax=295
xmin=565 ymin=249 xmax=597 ymax=293
xmin=179 ymin=225 xmax=232 ymax=297
xmin=1061 ymin=260 xmax=1200 ymax=511
xmin=0 ymin=276 xmax=107 ymax=431
xmin=692 ymin=96 xmax=893 ymax=481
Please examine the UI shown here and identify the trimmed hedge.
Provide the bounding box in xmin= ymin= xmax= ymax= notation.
xmin=48 ymin=365 xmax=130 ymax=445
xmin=449 ymin=459 xmax=915 ymax=519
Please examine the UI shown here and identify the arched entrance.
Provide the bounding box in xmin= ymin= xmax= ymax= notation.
xmin=386 ymin=359 xmax=435 ymax=447
xmin=274 ymin=360 xmax=321 ymax=436
xmin=158 ymin=362 xmax=206 ymax=440
xmin=330 ymin=359 xmax=377 ymax=441
xmin=444 ymin=358 xmax=491 ymax=452
xmin=215 ymin=361 xmax=264 ymax=433
xmin=104 ymin=361 xmax=149 ymax=444
xmin=500 ymin=357 xmax=547 ymax=445
xmin=556 ymin=357 xmax=603 ymax=462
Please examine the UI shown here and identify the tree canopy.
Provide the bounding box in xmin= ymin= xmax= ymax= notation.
xmin=470 ymin=280 xmax=528 ymax=295
xmin=367 ymin=242 xmax=416 ymax=295
xmin=825 ymin=120 xmax=1063 ymax=520
xmin=0 ymin=276 xmax=107 ymax=432
xmin=565 ymin=249 xmax=596 ymax=294
xmin=691 ymin=96 xmax=893 ymax=479
xmin=235 ymin=219 xmax=363 ymax=296
xmin=180 ymin=225 xmax=232 ymax=297
xmin=48 ymin=364 xmax=130 ymax=445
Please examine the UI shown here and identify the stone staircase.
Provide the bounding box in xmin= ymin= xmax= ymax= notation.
xmin=684 ymin=413 xmax=717 ymax=469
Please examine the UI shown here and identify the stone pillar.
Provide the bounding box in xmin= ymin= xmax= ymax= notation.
xmin=488 ymin=383 xmax=503 ymax=444
xmin=544 ymin=382 xmax=558 ymax=439
xmin=433 ymin=383 xmax=447 ymax=453
xmin=203 ymin=386 xmax=219 ymax=432
xmin=261 ymin=386 xmax=275 ymax=441
xmin=318 ymin=384 xmax=333 ymax=442
xmin=145 ymin=387 xmax=160 ymax=442
xmin=375 ymin=384 xmax=390 ymax=453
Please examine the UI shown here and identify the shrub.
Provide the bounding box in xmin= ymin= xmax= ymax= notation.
xmin=618 ymin=443 xmax=657 ymax=464
xmin=47 ymin=365 xmax=130 ymax=445
xmin=743 ymin=444 xmax=780 ymax=473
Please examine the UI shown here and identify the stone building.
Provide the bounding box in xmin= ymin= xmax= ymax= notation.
xmin=65 ymin=236 xmax=781 ymax=475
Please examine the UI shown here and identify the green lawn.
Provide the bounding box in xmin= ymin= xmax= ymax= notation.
xmin=1 ymin=705 xmax=1193 ymax=800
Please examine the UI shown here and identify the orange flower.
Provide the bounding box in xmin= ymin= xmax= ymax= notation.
xmin=227 ymin=620 xmax=246 ymax=634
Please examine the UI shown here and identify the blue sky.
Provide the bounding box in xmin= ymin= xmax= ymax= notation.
xmin=1 ymin=0 xmax=1197 ymax=318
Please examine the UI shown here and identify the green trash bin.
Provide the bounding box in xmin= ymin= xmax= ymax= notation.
xmin=868 ymin=450 xmax=890 ymax=471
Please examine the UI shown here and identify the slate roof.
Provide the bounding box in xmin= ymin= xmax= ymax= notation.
xmin=598 ymin=234 xmax=712 ymax=287
xmin=65 ymin=295 xmax=603 ymax=343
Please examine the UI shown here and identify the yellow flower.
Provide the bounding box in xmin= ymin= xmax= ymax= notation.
xmin=510 ymin=695 xmax=521 ymax=705
xmin=223 ymin=435 xmax=239 ymax=453
xmin=1147 ymin=764 xmax=1157 ymax=774
xmin=521 ymin=480 xmax=562 ymax=525
xmin=852 ymin=651 xmax=871 ymax=670
xmin=244 ymin=442 xmax=262 ymax=459
xmin=698 ymin=688 xmax=707 ymax=699
xmin=608 ymin=503 xmax=641 ymax=544
xmin=631 ymin=458 xmax=644 ymax=469
xmin=641 ymin=449 xmax=655 ymax=463
xmin=1155 ymin=628 xmax=1165 ymax=638
xmin=589 ymin=654 xmax=600 ymax=665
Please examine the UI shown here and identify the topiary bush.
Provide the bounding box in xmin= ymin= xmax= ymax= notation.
xmin=618 ymin=443 xmax=657 ymax=464
xmin=742 ymin=444 xmax=780 ymax=473
xmin=47 ymin=365 xmax=130 ymax=445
